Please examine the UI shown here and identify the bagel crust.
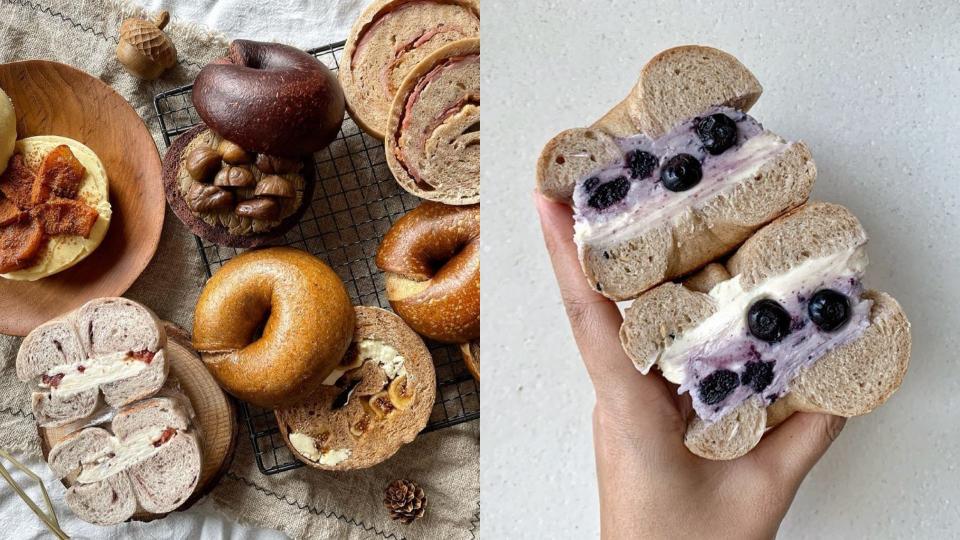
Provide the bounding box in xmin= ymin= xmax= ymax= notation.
xmin=192 ymin=247 xmax=355 ymax=409
xmin=376 ymin=202 xmax=479 ymax=343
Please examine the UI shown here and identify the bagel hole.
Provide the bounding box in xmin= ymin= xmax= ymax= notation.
xmin=249 ymin=309 xmax=271 ymax=342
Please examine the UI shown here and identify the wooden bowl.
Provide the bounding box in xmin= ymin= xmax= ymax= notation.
xmin=0 ymin=61 xmax=164 ymax=336
xmin=38 ymin=324 xmax=237 ymax=521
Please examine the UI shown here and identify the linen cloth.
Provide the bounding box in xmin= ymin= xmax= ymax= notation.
xmin=0 ymin=1 xmax=480 ymax=538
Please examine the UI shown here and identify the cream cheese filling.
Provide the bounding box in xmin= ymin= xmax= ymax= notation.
xmin=322 ymin=339 xmax=408 ymax=385
xmin=653 ymin=247 xmax=869 ymax=385
xmin=76 ymin=426 xmax=169 ymax=484
xmin=39 ymin=351 xmax=149 ymax=395
xmin=288 ymin=432 xmax=351 ymax=466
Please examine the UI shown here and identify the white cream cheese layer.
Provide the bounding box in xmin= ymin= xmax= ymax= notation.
xmin=654 ymin=247 xmax=869 ymax=385
xmin=77 ymin=426 xmax=167 ymax=484
xmin=40 ymin=351 xmax=148 ymax=395
xmin=288 ymin=432 xmax=352 ymax=466
xmin=322 ymin=339 xmax=408 ymax=386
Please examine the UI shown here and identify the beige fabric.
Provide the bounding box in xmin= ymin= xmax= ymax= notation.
xmin=0 ymin=1 xmax=480 ymax=538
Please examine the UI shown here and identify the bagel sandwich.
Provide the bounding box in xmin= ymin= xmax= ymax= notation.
xmin=342 ymin=0 xmax=480 ymax=140
xmin=620 ymin=202 xmax=911 ymax=460
xmin=164 ymin=39 xmax=343 ymax=247
xmin=276 ymin=306 xmax=436 ymax=470
xmin=461 ymin=340 xmax=479 ymax=381
xmin=47 ymin=396 xmax=201 ymax=525
xmin=192 ymin=247 xmax=355 ymax=409
xmin=536 ymin=45 xmax=816 ymax=301
xmin=0 ymin=136 xmax=111 ymax=280
xmin=376 ymin=201 xmax=479 ymax=343
xmin=16 ymin=297 xmax=168 ymax=428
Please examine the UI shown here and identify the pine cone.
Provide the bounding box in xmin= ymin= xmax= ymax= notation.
xmin=383 ymin=479 xmax=427 ymax=524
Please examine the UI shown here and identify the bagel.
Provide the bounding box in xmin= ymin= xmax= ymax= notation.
xmin=460 ymin=340 xmax=479 ymax=381
xmin=193 ymin=39 xmax=345 ymax=157
xmin=275 ymin=306 xmax=436 ymax=470
xmin=192 ymin=247 xmax=355 ymax=409
xmin=340 ymin=0 xmax=480 ymax=139
xmin=385 ymin=38 xmax=480 ymax=205
xmin=376 ymin=201 xmax=479 ymax=343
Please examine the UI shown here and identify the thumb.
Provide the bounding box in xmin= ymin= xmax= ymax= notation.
xmin=751 ymin=412 xmax=847 ymax=488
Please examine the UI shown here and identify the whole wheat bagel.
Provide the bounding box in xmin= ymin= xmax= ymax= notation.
xmin=376 ymin=202 xmax=479 ymax=343
xmin=192 ymin=247 xmax=355 ymax=408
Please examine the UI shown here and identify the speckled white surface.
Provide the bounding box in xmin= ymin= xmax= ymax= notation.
xmin=482 ymin=0 xmax=960 ymax=538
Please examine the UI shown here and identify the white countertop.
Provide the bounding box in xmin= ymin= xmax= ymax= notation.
xmin=482 ymin=0 xmax=960 ymax=537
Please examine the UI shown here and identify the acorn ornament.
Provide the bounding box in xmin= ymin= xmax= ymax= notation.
xmin=116 ymin=11 xmax=177 ymax=80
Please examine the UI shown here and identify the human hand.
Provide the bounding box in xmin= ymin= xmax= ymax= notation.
xmin=534 ymin=192 xmax=846 ymax=539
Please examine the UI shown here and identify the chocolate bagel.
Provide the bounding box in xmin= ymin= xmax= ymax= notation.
xmin=376 ymin=202 xmax=479 ymax=343
xmin=193 ymin=40 xmax=345 ymax=157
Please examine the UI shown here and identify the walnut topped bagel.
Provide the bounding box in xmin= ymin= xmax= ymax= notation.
xmin=376 ymin=202 xmax=479 ymax=343
xmin=192 ymin=247 xmax=355 ymax=409
xmin=276 ymin=306 xmax=436 ymax=470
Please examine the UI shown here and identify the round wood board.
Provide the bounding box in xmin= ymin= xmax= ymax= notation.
xmin=0 ymin=61 xmax=165 ymax=336
xmin=38 ymin=323 xmax=237 ymax=521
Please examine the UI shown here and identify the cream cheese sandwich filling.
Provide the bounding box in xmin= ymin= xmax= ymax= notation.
xmin=76 ymin=426 xmax=175 ymax=484
xmin=571 ymin=107 xmax=791 ymax=248
xmin=288 ymin=432 xmax=351 ymax=466
xmin=322 ymin=339 xmax=408 ymax=385
xmin=652 ymin=247 xmax=873 ymax=423
xmin=38 ymin=350 xmax=154 ymax=395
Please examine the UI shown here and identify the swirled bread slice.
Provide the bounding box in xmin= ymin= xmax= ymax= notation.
xmin=537 ymin=46 xmax=815 ymax=301
xmin=47 ymin=397 xmax=201 ymax=524
xmin=386 ymin=38 xmax=479 ymax=205
xmin=16 ymin=297 xmax=168 ymax=427
xmin=620 ymin=202 xmax=911 ymax=460
xmin=276 ymin=307 xmax=436 ymax=470
xmin=341 ymin=0 xmax=480 ymax=139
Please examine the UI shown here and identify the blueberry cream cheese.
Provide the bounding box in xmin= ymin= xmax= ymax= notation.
xmin=571 ymin=107 xmax=795 ymax=248
xmin=656 ymin=247 xmax=872 ymax=423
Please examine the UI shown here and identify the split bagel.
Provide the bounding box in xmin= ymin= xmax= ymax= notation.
xmin=376 ymin=202 xmax=479 ymax=343
xmin=193 ymin=40 xmax=345 ymax=157
xmin=192 ymin=247 xmax=355 ymax=409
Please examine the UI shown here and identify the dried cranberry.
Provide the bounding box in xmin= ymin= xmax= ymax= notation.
xmin=153 ymin=427 xmax=176 ymax=447
xmin=129 ymin=350 xmax=156 ymax=364
xmin=41 ymin=373 xmax=65 ymax=388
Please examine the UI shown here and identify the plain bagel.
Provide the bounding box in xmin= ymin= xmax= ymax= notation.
xmin=192 ymin=247 xmax=355 ymax=409
xmin=376 ymin=202 xmax=479 ymax=343
xmin=193 ymin=39 xmax=345 ymax=157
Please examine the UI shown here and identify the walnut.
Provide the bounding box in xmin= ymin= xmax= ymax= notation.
xmin=235 ymin=197 xmax=280 ymax=220
xmin=213 ymin=165 xmax=255 ymax=188
xmin=254 ymin=175 xmax=296 ymax=198
xmin=186 ymin=183 xmax=234 ymax=213
xmin=184 ymin=145 xmax=221 ymax=181
xmin=255 ymin=154 xmax=302 ymax=175
xmin=218 ymin=140 xmax=251 ymax=164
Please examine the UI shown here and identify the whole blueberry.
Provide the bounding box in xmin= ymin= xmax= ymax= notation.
xmin=695 ymin=113 xmax=738 ymax=155
xmin=808 ymin=289 xmax=851 ymax=332
xmin=660 ymin=154 xmax=702 ymax=192
xmin=740 ymin=360 xmax=775 ymax=393
xmin=587 ymin=176 xmax=630 ymax=210
xmin=625 ymin=149 xmax=658 ymax=180
xmin=747 ymin=299 xmax=792 ymax=343
xmin=698 ymin=369 xmax=740 ymax=406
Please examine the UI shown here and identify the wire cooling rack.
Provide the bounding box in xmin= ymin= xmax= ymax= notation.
xmin=153 ymin=40 xmax=479 ymax=475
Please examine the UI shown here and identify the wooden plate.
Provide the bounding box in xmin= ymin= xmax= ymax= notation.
xmin=0 ymin=61 xmax=164 ymax=336
xmin=39 ymin=324 xmax=237 ymax=521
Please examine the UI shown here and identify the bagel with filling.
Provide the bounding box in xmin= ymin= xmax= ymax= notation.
xmin=386 ymin=37 xmax=479 ymax=205
xmin=192 ymin=247 xmax=355 ymax=409
xmin=376 ymin=201 xmax=479 ymax=343
xmin=17 ymin=297 xmax=167 ymax=427
xmin=536 ymin=45 xmax=816 ymax=301
xmin=163 ymin=39 xmax=343 ymax=247
xmin=461 ymin=340 xmax=479 ymax=381
xmin=341 ymin=0 xmax=480 ymax=139
xmin=0 ymin=136 xmax=111 ymax=280
xmin=620 ymin=202 xmax=911 ymax=460
xmin=47 ymin=396 xmax=201 ymax=525
xmin=276 ymin=306 xmax=435 ymax=470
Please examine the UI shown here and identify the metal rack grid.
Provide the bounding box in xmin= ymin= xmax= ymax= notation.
xmin=153 ymin=40 xmax=479 ymax=475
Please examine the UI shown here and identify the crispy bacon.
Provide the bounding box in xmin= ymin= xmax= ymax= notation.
xmin=153 ymin=427 xmax=176 ymax=447
xmin=0 ymin=155 xmax=37 ymax=209
xmin=34 ymin=145 xmax=86 ymax=202
xmin=128 ymin=350 xmax=156 ymax=364
xmin=30 ymin=199 xmax=99 ymax=238
xmin=41 ymin=372 xmax=65 ymax=388
xmin=0 ymin=216 xmax=45 ymax=273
